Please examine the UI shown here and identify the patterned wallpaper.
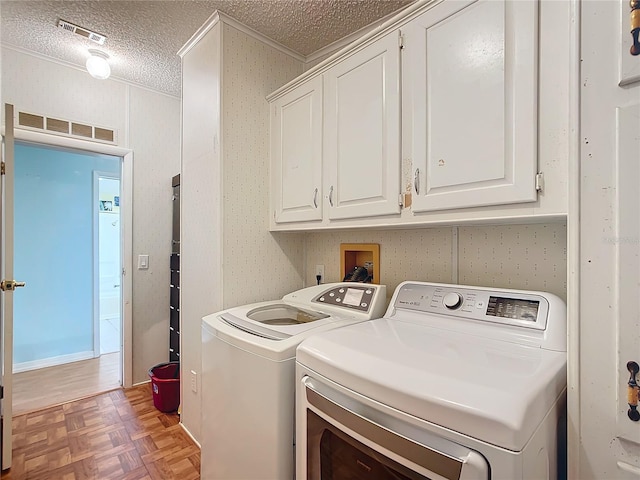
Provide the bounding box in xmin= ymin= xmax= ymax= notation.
xmin=304 ymin=228 xmax=454 ymax=299
xmin=458 ymin=224 xmax=567 ymax=300
xmin=221 ymin=23 xmax=305 ymax=308
xmin=128 ymin=87 xmax=181 ymax=383
xmin=304 ymin=223 xmax=567 ymax=303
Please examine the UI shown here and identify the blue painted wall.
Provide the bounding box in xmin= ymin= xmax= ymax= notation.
xmin=14 ymin=143 xmax=120 ymax=365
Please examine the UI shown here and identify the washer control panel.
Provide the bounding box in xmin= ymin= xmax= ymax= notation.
xmin=313 ymin=285 xmax=377 ymax=312
xmin=393 ymin=282 xmax=550 ymax=330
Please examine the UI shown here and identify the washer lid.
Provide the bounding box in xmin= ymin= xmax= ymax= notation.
xmin=296 ymin=317 xmax=566 ymax=452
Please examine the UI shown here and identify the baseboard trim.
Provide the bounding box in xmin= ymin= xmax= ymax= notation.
xmin=13 ymin=350 xmax=95 ymax=373
xmin=180 ymin=422 xmax=201 ymax=449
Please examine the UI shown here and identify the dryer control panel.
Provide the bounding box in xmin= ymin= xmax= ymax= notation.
xmin=386 ymin=281 xmax=567 ymax=352
xmin=312 ymin=285 xmax=377 ymax=312
xmin=393 ymin=283 xmax=549 ymax=330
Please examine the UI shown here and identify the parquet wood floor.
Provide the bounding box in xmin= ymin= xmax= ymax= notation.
xmin=1 ymin=384 xmax=200 ymax=480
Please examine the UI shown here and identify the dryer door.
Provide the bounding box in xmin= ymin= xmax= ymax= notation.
xmin=300 ymin=376 xmax=490 ymax=480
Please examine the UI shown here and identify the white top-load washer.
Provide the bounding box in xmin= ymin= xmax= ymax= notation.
xmin=201 ymin=282 xmax=388 ymax=480
xmin=296 ymin=281 xmax=567 ymax=480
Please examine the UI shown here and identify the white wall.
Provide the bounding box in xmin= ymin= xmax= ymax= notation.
xmin=1 ymin=47 xmax=181 ymax=384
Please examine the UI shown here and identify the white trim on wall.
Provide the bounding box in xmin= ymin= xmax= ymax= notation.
xmin=12 ymin=128 xmax=134 ymax=388
xmin=13 ymin=350 xmax=94 ymax=373
xmin=567 ymin=0 xmax=581 ymax=475
xmin=121 ymin=151 xmax=133 ymax=389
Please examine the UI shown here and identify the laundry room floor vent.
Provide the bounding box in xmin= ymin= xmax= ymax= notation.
xmin=18 ymin=111 xmax=116 ymax=144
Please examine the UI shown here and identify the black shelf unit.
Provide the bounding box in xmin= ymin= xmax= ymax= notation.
xmin=170 ymin=174 xmax=180 ymax=362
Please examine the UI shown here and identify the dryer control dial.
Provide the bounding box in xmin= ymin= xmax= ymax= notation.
xmin=443 ymin=292 xmax=463 ymax=309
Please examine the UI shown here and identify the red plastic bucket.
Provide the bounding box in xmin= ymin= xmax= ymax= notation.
xmin=148 ymin=362 xmax=180 ymax=413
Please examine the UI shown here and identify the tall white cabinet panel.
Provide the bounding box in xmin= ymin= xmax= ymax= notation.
xmin=408 ymin=0 xmax=538 ymax=212
xmin=324 ymin=32 xmax=401 ymax=220
xmin=271 ymin=76 xmax=323 ymax=224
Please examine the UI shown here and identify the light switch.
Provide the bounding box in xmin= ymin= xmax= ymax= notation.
xmin=138 ymin=254 xmax=149 ymax=270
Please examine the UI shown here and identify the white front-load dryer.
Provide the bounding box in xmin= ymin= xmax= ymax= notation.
xmin=201 ymin=282 xmax=387 ymax=480
xmin=296 ymin=281 xmax=567 ymax=480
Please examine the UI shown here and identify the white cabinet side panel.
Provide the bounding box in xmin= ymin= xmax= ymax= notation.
xmin=180 ymin=24 xmax=222 ymax=445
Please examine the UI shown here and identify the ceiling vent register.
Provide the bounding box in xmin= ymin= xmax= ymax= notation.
xmin=57 ymin=19 xmax=106 ymax=45
xmin=18 ymin=111 xmax=116 ymax=144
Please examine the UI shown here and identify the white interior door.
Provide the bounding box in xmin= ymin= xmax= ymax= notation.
xmin=575 ymin=1 xmax=640 ymax=478
xmin=1 ymin=103 xmax=20 ymax=471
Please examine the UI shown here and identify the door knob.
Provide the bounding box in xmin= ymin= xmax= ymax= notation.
xmin=0 ymin=280 xmax=26 ymax=291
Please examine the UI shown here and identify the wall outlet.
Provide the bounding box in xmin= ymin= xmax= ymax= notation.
xmin=190 ymin=370 xmax=197 ymax=393
xmin=315 ymin=265 xmax=325 ymax=284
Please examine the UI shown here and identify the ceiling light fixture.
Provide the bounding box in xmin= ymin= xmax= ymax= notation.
xmin=86 ymin=49 xmax=111 ymax=80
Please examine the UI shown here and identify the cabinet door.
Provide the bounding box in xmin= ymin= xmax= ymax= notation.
xmin=324 ymin=32 xmax=401 ymax=221
xmin=407 ymin=0 xmax=538 ymax=212
xmin=271 ymin=76 xmax=323 ymax=224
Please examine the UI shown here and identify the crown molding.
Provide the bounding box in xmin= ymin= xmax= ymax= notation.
xmin=178 ymin=10 xmax=305 ymax=63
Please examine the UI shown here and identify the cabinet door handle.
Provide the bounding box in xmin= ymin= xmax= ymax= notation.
xmin=631 ymin=0 xmax=640 ymax=55
xmin=628 ymin=361 xmax=640 ymax=421
xmin=329 ymin=185 xmax=334 ymax=207
xmin=414 ymin=168 xmax=420 ymax=195
xmin=313 ymin=188 xmax=318 ymax=208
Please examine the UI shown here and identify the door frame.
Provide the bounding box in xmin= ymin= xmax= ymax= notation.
xmin=93 ymin=171 xmax=122 ymax=361
xmin=13 ymin=129 xmax=134 ymax=388
xmin=1 ymin=104 xmax=16 ymax=471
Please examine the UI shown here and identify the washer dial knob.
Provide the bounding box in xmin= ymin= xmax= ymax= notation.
xmin=443 ymin=292 xmax=463 ymax=309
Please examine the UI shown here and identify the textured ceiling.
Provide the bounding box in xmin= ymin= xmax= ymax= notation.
xmin=0 ymin=0 xmax=414 ymax=97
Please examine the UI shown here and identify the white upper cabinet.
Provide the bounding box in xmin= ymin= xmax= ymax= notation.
xmin=406 ymin=0 xmax=539 ymax=212
xmin=268 ymin=0 xmax=568 ymax=230
xmin=324 ymin=31 xmax=401 ymax=220
xmin=270 ymin=76 xmax=323 ymax=224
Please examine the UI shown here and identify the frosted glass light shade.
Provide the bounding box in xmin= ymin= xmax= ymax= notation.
xmin=86 ymin=50 xmax=111 ymax=80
